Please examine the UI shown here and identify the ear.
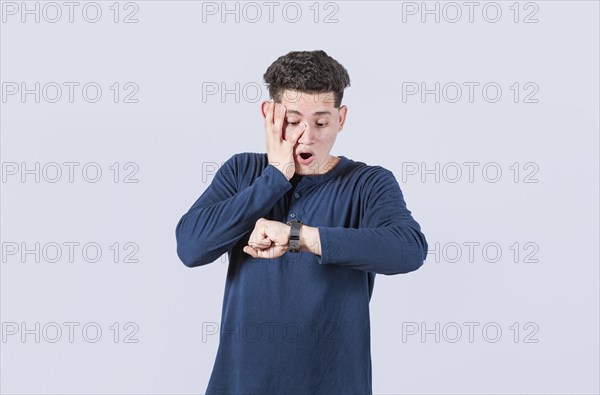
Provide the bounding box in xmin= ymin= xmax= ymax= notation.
xmin=260 ymin=100 xmax=271 ymax=119
xmin=337 ymin=105 xmax=348 ymax=132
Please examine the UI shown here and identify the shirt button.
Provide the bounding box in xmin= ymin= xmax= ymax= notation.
xmin=289 ymin=212 xmax=296 ymax=219
xmin=294 ymin=192 xmax=300 ymax=199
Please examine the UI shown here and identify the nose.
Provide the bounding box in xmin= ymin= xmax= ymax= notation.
xmin=297 ymin=122 xmax=313 ymax=144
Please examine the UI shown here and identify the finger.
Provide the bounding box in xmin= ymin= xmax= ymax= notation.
xmin=249 ymin=226 xmax=271 ymax=249
xmin=273 ymin=103 xmax=286 ymax=138
xmin=266 ymin=100 xmax=274 ymax=127
xmin=255 ymin=247 xmax=272 ymax=259
xmin=258 ymin=237 xmax=272 ymax=247
xmin=287 ymin=122 xmax=306 ymax=145
xmin=248 ymin=241 xmax=263 ymax=250
xmin=249 ymin=238 xmax=271 ymax=250
xmin=255 ymin=248 xmax=269 ymax=259
xmin=273 ymin=243 xmax=288 ymax=251
xmin=243 ymin=246 xmax=257 ymax=258
xmin=265 ymin=100 xmax=274 ymax=138
xmin=269 ymin=101 xmax=280 ymax=139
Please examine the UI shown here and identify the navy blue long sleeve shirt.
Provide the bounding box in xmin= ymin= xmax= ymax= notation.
xmin=175 ymin=152 xmax=428 ymax=395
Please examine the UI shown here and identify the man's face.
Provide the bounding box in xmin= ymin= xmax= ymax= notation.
xmin=262 ymin=89 xmax=347 ymax=176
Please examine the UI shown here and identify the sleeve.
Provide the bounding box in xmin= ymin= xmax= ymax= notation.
xmin=316 ymin=168 xmax=428 ymax=275
xmin=175 ymin=153 xmax=292 ymax=267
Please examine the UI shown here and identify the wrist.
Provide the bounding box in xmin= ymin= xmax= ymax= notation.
xmin=299 ymin=225 xmax=322 ymax=256
xmin=269 ymin=161 xmax=295 ymax=181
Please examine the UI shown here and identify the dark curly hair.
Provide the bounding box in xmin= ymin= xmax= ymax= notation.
xmin=263 ymin=50 xmax=351 ymax=108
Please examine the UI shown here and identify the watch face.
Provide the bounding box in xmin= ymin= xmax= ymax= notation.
xmin=289 ymin=239 xmax=300 ymax=252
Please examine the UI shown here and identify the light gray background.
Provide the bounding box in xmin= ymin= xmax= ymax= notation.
xmin=1 ymin=1 xmax=599 ymax=394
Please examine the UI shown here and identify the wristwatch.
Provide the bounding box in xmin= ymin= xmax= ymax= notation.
xmin=286 ymin=220 xmax=303 ymax=253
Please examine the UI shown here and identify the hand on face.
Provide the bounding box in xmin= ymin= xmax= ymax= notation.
xmin=264 ymin=100 xmax=306 ymax=181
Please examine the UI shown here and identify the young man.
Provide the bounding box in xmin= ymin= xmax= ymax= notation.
xmin=175 ymin=50 xmax=428 ymax=395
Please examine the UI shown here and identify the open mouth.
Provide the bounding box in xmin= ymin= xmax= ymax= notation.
xmin=299 ymin=153 xmax=313 ymax=160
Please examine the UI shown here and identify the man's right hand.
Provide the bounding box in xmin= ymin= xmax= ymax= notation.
xmin=264 ymin=100 xmax=306 ymax=181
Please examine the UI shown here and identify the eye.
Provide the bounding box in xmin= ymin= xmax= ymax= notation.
xmin=317 ymin=123 xmax=328 ymax=127
xmin=288 ymin=121 xmax=300 ymax=125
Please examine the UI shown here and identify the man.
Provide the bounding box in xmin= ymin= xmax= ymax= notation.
xmin=175 ymin=50 xmax=428 ymax=395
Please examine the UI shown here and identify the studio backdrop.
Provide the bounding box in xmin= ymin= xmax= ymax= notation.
xmin=1 ymin=1 xmax=599 ymax=394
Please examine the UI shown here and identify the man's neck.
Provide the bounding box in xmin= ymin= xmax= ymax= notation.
xmin=321 ymin=155 xmax=341 ymax=174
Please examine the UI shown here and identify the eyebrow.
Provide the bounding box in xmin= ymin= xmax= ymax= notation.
xmin=286 ymin=110 xmax=332 ymax=116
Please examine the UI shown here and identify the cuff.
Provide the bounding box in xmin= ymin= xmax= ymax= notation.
xmin=261 ymin=164 xmax=291 ymax=189
xmin=316 ymin=226 xmax=333 ymax=265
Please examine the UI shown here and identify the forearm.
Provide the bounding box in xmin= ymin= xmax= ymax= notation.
xmin=298 ymin=222 xmax=427 ymax=275
xmin=314 ymin=223 xmax=428 ymax=275
xmin=176 ymin=164 xmax=291 ymax=267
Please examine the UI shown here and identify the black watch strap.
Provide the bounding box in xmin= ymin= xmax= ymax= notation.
xmin=286 ymin=220 xmax=303 ymax=253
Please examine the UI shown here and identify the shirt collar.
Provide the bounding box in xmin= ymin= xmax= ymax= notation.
xmin=262 ymin=153 xmax=350 ymax=185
